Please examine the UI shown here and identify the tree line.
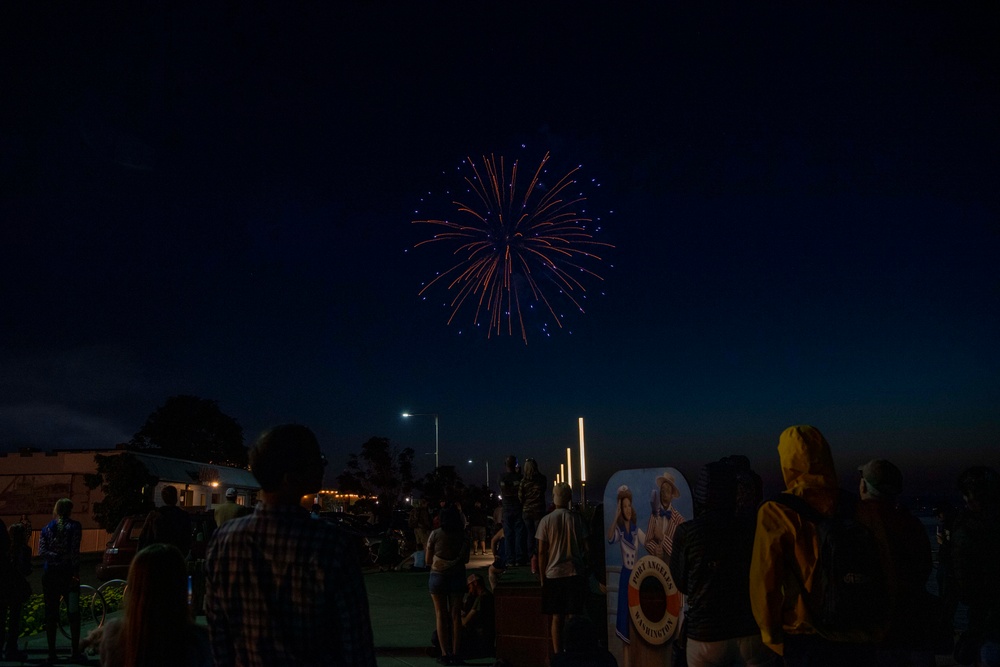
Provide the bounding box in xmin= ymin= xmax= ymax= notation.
xmin=86 ymin=395 xmax=490 ymax=532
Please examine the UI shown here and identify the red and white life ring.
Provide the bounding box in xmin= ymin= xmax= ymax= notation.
xmin=627 ymin=555 xmax=682 ymax=645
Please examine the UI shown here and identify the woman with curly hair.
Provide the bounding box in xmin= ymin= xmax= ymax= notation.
xmin=518 ymin=458 xmax=547 ymax=573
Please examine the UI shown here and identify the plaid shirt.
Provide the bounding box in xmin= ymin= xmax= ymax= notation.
xmin=205 ymin=503 xmax=376 ymax=667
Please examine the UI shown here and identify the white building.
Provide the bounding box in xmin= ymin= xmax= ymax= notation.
xmin=0 ymin=448 xmax=259 ymax=554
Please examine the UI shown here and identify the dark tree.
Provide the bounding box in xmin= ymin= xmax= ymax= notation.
xmin=337 ymin=437 xmax=415 ymax=524
xmin=129 ymin=395 xmax=247 ymax=466
xmin=417 ymin=465 xmax=467 ymax=509
xmin=84 ymin=452 xmax=159 ymax=532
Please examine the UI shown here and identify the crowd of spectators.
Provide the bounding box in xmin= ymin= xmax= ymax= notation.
xmin=2 ymin=423 xmax=997 ymax=667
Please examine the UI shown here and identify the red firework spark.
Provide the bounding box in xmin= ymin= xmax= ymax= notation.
xmin=413 ymin=152 xmax=612 ymax=344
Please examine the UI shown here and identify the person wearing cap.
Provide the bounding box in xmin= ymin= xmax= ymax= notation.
xmin=214 ymin=488 xmax=250 ymax=528
xmin=206 ymin=424 xmax=376 ymax=667
xmin=857 ymin=459 xmax=935 ymax=666
xmin=643 ymin=470 xmax=685 ymax=564
xmin=460 ymin=573 xmax=495 ymax=658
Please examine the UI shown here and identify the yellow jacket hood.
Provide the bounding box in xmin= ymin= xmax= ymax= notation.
xmin=779 ymin=425 xmax=839 ymax=497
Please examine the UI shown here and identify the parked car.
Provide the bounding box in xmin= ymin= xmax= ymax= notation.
xmin=96 ymin=513 xmax=147 ymax=581
xmin=95 ymin=509 xmax=218 ymax=581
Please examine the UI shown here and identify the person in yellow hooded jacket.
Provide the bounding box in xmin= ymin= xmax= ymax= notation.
xmin=750 ymin=425 xmax=879 ymax=666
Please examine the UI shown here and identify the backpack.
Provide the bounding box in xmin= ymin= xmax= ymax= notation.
xmin=773 ymin=492 xmax=889 ymax=641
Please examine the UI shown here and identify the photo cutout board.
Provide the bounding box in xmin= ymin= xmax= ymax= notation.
xmin=603 ymin=468 xmax=693 ymax=667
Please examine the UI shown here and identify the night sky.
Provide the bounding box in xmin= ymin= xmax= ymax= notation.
xmin=2 ymin=4 xmax=997 ymax=499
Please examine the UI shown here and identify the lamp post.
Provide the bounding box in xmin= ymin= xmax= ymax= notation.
xmin=566 ymin=447 xmax=573 ymax=502
xmin=402 ymin=412 xmax=439 ymax=469
xmin=579 ymin=417 xmax=587 ymax=508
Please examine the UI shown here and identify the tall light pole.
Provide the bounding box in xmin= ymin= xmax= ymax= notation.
xmin=402 ymin=412 xmax=439 ymax=469
xmin=579 ymin=417 xmax=587 ymax=507
xmin=566 ymin=447 xmax=573 ymax=492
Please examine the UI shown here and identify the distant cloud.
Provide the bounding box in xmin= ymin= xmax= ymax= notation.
xmin=0 ymin=345 xmax=146 ymax=450
xmin=0 ymin=345 xmax=150 ymax=404
xmin=0 ymin=402 xmax=130 ymax=450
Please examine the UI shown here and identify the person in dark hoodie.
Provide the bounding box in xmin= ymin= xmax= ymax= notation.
xmin=951 ymin=466 xmax=1000 ymax=667
xmin=671 ymin=461 xmax=776 ymax=666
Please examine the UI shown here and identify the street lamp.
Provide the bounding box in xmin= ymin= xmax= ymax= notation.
xmin=579 ymin=417 xmax=587 ymax=507
xmin=402 ymin=412 xmax=439 ymax=469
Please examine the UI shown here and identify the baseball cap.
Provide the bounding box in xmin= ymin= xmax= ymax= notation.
xmin=225 ymin=487 xmax=237 ymax=499
xmin=858 ymin=459 xmax=902 ymax=497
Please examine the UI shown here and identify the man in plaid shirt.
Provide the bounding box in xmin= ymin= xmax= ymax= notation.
xmin=206 ymin=424 xmax=377 ymax=666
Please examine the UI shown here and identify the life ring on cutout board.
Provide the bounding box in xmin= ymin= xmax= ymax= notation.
xmin=626 ymin=555 xmax=682 ymax=645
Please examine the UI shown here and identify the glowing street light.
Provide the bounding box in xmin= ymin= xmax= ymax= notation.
xmin=402 ymin=412 xmax=439 ymax=468
xmin=579 ymin=417 xmax=587 ymax=507
xmin=566 ymin=447 xmax=573 ymax=491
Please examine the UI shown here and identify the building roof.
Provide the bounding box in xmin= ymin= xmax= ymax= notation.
xmin=132 ymin=453 xmax=260 ymax=490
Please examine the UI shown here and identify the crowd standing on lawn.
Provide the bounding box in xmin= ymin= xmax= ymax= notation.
xmin=2 ymin=421 xmax=996 ymax=667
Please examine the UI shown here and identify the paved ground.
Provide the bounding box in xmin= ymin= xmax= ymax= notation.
xmin=4 ymin=550 xmax=964 ymax=666
xmin=3 ymin=552 xmax=498 ymax=667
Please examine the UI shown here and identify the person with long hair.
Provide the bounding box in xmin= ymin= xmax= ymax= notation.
xmin=39 ymin=498 xmax=83 ymax=665
xmin=426 ymin=505 xmax=471 ymax=665
xmin=518 ymin=458 xmax=547 ymax=573
xmin=99 ymin=543 xmax=210 ymax=667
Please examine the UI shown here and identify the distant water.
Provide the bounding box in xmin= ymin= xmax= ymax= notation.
xmin=920 ymin=514 xmax=968 ymax=631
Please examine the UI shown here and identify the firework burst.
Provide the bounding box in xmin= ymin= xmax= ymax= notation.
xmin=413 ymin=151 xmax=613 ymax=344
